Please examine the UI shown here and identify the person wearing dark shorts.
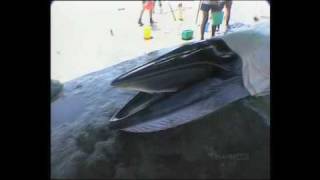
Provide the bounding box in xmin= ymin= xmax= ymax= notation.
xmin=200 ymin=0 xmax=225 ymax=40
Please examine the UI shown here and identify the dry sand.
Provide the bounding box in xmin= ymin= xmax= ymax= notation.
xmin=51 ymin=1 xmax=269 ymax=82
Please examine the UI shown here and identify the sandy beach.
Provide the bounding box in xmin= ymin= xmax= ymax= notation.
xmin=51 ymin=1 xmax=269 ymax=82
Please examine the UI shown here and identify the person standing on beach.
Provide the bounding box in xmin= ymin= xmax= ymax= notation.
xmin=138 ymin=0 xmax=155 ymax=26
xmin=200 ymin=0 xmax=225 ymax=40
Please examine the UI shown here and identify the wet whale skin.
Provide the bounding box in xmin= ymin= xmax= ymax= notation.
xmin=109 ymin=38 xmax=245 ymax=131
xmin=109 ymin=76 xmax=247 ymax=131
xmin=111 ymin=38 xmax=240 ymax=93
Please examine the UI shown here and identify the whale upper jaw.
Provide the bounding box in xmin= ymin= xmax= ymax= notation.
xmin=111 ymin=38 xmax=237 ymax=93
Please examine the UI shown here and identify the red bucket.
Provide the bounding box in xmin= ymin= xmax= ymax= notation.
xmin=144 ymin=1 xmax=155 ymax=11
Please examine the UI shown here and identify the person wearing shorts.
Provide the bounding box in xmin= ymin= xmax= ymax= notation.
xmin=200 ymin=0 xmax=225 ymax=40
xmin=138 ymin=0 xmax=155 ymax=26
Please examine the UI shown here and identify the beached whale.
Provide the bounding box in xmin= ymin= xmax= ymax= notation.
xmin=109 ymin=21 xmax=270 ymax=132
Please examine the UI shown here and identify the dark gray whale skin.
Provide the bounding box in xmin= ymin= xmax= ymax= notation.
xmin=111 ymin=38 xmax=238 ymax=93
xmin=109 ymin=76 xmax=249 ymax=131
xmin=109 ymin=38 xmax=247 ymax=131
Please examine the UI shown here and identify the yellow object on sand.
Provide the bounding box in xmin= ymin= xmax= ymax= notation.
xmin=178 ymin=4 xmax=183 ymax=21
xmin=144 ymin=26 xmax=152 ymax=40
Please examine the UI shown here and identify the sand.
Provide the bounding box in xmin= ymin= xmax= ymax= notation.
xmin=51 ymin=1 xmax=270 ymax=82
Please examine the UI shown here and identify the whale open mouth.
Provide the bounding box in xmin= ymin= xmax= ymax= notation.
xmin=109 ymin=37 xmax=247 ymax=132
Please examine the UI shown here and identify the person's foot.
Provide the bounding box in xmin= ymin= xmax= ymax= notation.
xmin=150 ymin=18 xmax=156 ymax=25
xmin=138 ymin=19 xmax=144 ymax=26
xmin=225 ymin=24 xmax=231 ymax=32
xmin=216 ymin=25 xmax=220 ymax=31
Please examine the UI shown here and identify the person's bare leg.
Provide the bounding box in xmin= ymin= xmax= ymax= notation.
xmin=149 ymin=9 xmax=155 ymax=24
xmin=225 ymin=1 xmax=232 ymax=29
xmin=200 ymin=11 xmax=209 ymax=40
xmin=212 ymin=25 xmax=217 ymax=37
xmin=138 ymin=3 xmax=145 ymax=26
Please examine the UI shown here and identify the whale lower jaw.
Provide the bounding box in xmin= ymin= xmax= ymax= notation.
xmin=120 ymin=77 xmax=250 ymax=133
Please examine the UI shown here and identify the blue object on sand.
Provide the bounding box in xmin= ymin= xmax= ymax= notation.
xmin=205 ymin=22 xmax=210 ymax=32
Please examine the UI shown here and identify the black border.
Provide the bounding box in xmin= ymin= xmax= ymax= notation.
xmin=7 ymin=0 xmax=51 ymax=179
xmin=9 ymin=0 xmax=304 ymax=179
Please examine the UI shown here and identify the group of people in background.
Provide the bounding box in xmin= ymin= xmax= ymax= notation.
xmin=138 ymin=0 xmax=233 ymax=40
